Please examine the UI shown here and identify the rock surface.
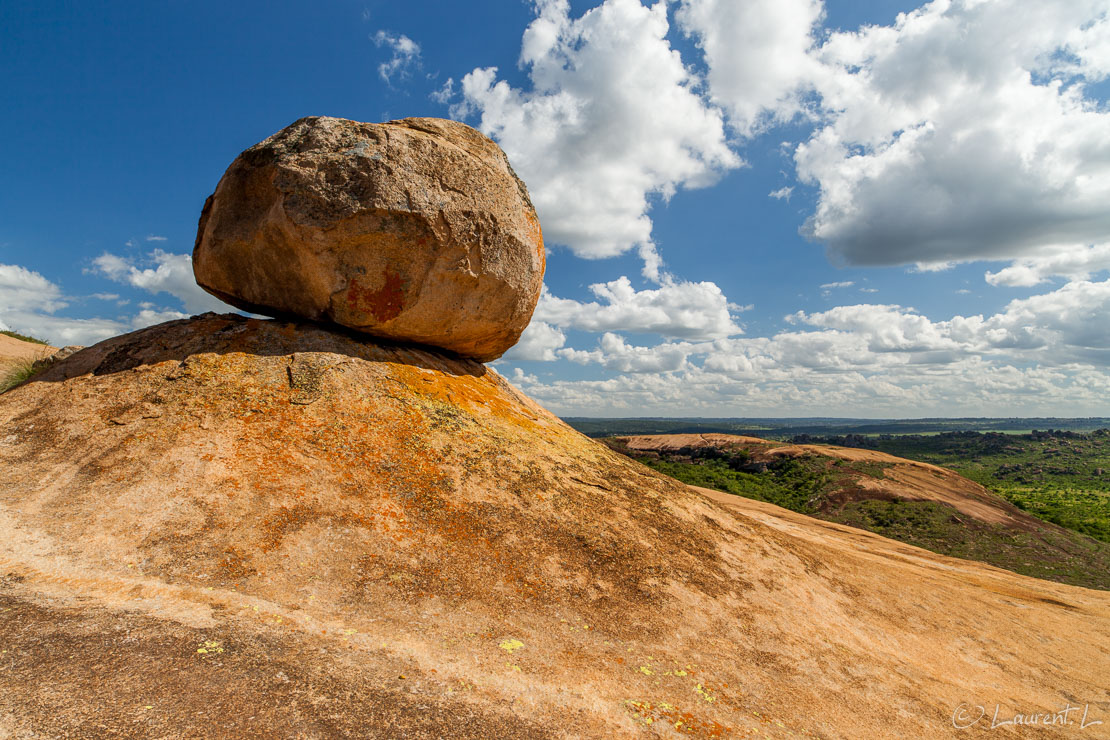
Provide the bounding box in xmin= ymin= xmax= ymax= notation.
xmin=2 ymin=314 xmax=1108 ymax=737
xmin=193 ymin=116 xmax=545 ymax=362
xmin=30 ymin=344 xmax=83 ymax=374
xmin=0 ymin=334 xmax=55 ymax=370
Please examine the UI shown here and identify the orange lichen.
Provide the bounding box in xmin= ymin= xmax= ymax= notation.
xmin=624 ymin=700 xmax=730 ymax=738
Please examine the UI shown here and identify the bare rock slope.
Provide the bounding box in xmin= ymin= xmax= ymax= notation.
xmin=2 ymin=315 xmax=1108 ymax=738
xmin=0 ymin=334 xmax=55 ymax=370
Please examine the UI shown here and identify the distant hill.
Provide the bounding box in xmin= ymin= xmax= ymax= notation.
xmin=787 ymin=429 xmax=1110 ymax=553
xmin=609 ymin=433 xmax=1110 ymax=591
xmin=566 ymin=416 xmax=1110 ymax=437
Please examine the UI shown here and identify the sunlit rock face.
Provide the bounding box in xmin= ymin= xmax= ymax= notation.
xmin=193 ymin=116 xmax=545 ymax=362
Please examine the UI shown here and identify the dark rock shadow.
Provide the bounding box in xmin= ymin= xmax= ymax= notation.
xmin=26 ymin=312 xmax=489 ymax=385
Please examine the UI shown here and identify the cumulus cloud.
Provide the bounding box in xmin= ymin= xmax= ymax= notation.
xmin=794 ymin=0 xmax=1110 ymax=268
xmin=455 ymin=0 xmax=739 ymax=277
xmin=501 ymin=320 xmax=566 ymax=362
xmin=536 ymin=276 xmax=743 ymax=341
xmin=985 ymin=243 xmax=1110 ymax=287
xmin=91 ymin=249 xmax=232 ymax=314
xmin=518 ymin=358 xmax=1110 ymax=418
xmin=1 ymin=254 xmax=232 ymax=346
xmin=529 ymin=278 xmax=1110 ymax=415
xmin=676 ymin=0 xmax=824 ymax=136
xmin=0 ymin=264 xmax=67 ymax=315
xmin=430 ymin=77 xmax=455 ymax=104
xmin=0 ymin=263 xmax=123 ymax=345
xmin=374 ymin=30 xmax=421 ymax=85
xmin=560 ymin=333 xmax=695 ymax=373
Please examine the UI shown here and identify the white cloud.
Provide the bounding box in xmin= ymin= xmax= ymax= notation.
xmin=985 ymin=243 xmax=1110 ymax=286
xmin=0 ymin=264 xmax=67 ymax=315
xmin=559 ymin=333 xmax=694 ymax=373
xmin=374 ymin=30 xmax=421 ymax=85
xmin=769 ymin=186 xmax=794 ymax=201
xmin=91 ymin=249 xmax=232 ymax=314
xmin=531 ymin=278 xmax=1110 ymax=415
xmin=1 ymin=255 xmax=229 ymax=347
xmin=456 ymin=0 xmax=739 ymax=277
xmin=430 ymin=77 xmax=455 ymax=104
xmin=536 ymin=276 xmax=742 ymax=341
xmin=520 ymin=359 xmax=1110 ymax=418
xmin=131 ymin=308 xmax=190 ymax=328
xmin=676 ymin=0 xmax=824 ymax=136
xmin=820 ymin=280 xmax=853 ymax=289
xmin=501 ymin=320 xmax=566 ymax=362
xmin=793 ymin=0 xmax=1110 ymax=268
xmin=145 ymin=234 xmax=167 ymax=242
xmin=0 ymin=263 xmax=123 ymax=346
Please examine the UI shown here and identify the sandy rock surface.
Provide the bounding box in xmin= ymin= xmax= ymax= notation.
xmin=0 ymin=334 xmax=55 ymax=370
xmin=193 ymin=116 xmax=545 ymax=362
xmin=1 ymin=315 xmax=1108 ymax=738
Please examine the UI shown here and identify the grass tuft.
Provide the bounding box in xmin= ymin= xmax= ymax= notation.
xmin=0 ymin=358 xmax=42 ymax=393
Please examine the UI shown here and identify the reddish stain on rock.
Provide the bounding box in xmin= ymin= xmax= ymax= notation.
xmin=348 ymin=270 xmax=405 ymax=322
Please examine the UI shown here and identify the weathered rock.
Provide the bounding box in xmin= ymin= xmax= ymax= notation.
xmin=30 ymin=345 xmax=82 ymax=374
xmin=193 ymin=116 xmax=545 ymax=362
xmin=2 ymin=313 xmax=1109 ymax=738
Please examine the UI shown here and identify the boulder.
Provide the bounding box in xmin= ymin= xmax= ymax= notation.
xmin=30 ymin=345 xmax=82 ymax=374
xmin=192 ymin=116 xmax=544 ymax=361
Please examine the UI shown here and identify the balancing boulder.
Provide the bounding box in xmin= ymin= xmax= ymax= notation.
xmin=193 ymin=116 xmax=545 ymax=361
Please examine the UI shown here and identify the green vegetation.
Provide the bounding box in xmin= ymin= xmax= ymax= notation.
xmin=0 ymin=330 xmax=49 ymax=345
xmin=607 ymin=437 xmax=1110 ymax=591
xmin=566 ymin=416 xmax=1110 ymax=438
xmin=835 ymin=499 xmax=1110 ymax=589
xmin=645 ymin=457 xmax=827 ymax=514
xmin=606 ymin=440 xmax=890 ymax=516
xmin=797 ymin=430 xmax=1110 ymax=544
xmin=0 ymin=358 xmax=40 ymax=393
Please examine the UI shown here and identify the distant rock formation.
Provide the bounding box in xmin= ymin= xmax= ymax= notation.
xmin=193 ymin=116 xmax=545 ymax=362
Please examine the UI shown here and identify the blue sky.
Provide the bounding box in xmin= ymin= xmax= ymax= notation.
xmin=2 ymin=0 xmax=1109 ymax=417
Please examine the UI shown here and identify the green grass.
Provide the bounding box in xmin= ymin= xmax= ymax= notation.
xmin=645 ymin=457 xmax=828 ymax=514
xmin=612 ymin=438 xmax=1110 ymax=591
xmin=0 ymin=358 xmax=40 ymax=393
xmin=834 ymin=499 xmax=1110 ymax=590
xmin=0 ymin=330 xmax=50 ymax=345
xmin=801 ymin=430 xmax=1110 ymax=545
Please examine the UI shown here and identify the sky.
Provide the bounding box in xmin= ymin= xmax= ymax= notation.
xmin=2 ymin=0 xmax=1109 ymax=418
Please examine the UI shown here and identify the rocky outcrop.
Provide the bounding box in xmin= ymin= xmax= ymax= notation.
xmin=1 ymin=314 xmax=1108 ymax=737
xmin=30 ymin=344 xmax=82 ymax=374
xmin=193 ymin=116 xmax=545 ymax=362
